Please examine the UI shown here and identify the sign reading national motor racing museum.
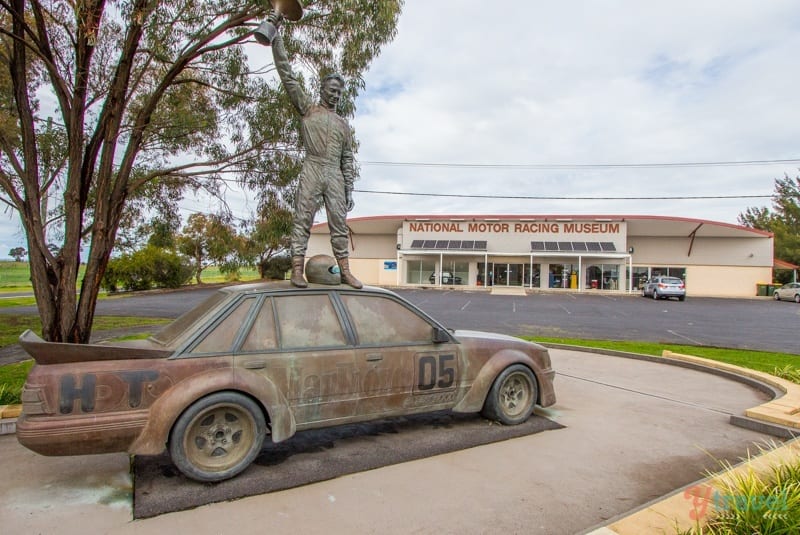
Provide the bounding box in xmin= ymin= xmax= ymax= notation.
xmin=402 ymin=219 xmax=628 ymax=252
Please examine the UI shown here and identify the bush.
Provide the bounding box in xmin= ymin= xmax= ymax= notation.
xmin=260 ymin=255 xmax=292 ymax=280
xmin=103 ymin=246 xmax=193 ymax=292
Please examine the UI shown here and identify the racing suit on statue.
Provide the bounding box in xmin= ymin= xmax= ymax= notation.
xmin=271 ymin=34 xmax=362 ymax=288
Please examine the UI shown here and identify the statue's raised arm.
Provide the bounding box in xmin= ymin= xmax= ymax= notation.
xmin=253 ymin=3 xmax=363 ymax=289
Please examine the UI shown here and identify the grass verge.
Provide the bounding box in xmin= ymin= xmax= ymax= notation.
xmin=0 ymin=314 xmax=170 ymax=348
xmin=530 ymin=337 xmax=799 ymax=374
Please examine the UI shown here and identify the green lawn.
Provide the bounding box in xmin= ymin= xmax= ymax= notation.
xmin=0 ymin=261 xmax=34 ymax=290
xmin=530 ymin=337 xmax=799 ymax=374
xmin=0 ymin=260 xmax=261 ymax=292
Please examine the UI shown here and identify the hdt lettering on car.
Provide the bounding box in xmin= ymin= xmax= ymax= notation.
xmin=59 ymin=370 xmax=160 ymax=413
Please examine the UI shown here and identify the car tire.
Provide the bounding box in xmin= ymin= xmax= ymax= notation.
xmin=774 ymin=292 xmax=781 ymax=301
xmin=169 ymin=392 xmax=266 ymax=482
xmin=481 ymin=364 xmax=538 ymax=425
xmin=678 ymin=296 xmax=685 ymax=302
xmin=652 ymin=290 xmax=659 ymax=300
xmin=795 ymin=294 xmax=800 ymax=304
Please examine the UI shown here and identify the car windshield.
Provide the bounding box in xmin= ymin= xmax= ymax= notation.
xmin=150 ymin=291 xmax=229 ymax=346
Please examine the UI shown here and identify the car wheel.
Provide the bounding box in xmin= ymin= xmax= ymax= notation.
xmin=169 ymin=392 xmax=266 ymax=482
xmin=652 ymin=289 xmax=659 ymax=300
xmin=774 ymin=292 xmax=781 ymax=301
xmin=481 ymin=364 xmax=538 ymax=425
xmin=678 ymin=296 xmax=685 ymax=302
xmin=795 ymin=294 xmax=800 ymax=304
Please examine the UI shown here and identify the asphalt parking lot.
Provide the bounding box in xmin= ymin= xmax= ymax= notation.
xmin=28 ymin=285 xmax=796 ymax=355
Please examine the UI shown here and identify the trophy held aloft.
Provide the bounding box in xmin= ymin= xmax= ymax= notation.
xmin=254 ymin=0 xmax=304 ymax=46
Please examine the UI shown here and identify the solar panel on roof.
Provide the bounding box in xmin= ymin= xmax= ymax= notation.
xmin=410 ymin=240 xmax=424 ymax=248
xmin=572 ymin=242 xmax=588 ymax=251
xmin=474 ymin=241 xmax=487 ymax=250
xmin=531 ymin=241 xmax=545 ymax=251
xmin=600 ymin=242 xmax=616 ymax=251
xmin=448 ymin=240 xmax=462 ymax=249
xmin=545 ymin=242 xmax=558 ymax=251
xmin=435 ymin=240 xmax=449 ymax=249
xmin=461 ymin=240 xmax=474 ymax=249
xmin=586 ymin=242 xmax=601 ymax=251
xmin=558 ymin=242 xmax=572 ymax=251
xmin=423 ymin=240 xmax=437 ymax=248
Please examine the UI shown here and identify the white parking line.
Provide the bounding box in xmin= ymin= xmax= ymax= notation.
xmin=559 ymin=305 xmax=571 ymax=315
xmin=667 ymin=329 xmax=703 ymax=345
xmin=460 ymin=300 xmax=471 ymax=311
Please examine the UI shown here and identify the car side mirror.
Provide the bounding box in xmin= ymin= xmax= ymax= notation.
xmin=433 ymin=327 xmax=451 ymax=344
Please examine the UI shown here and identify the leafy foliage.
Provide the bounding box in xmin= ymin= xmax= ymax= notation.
xmin=7 ymin=247 xmax=27 ymax=261
xmin=0 ymin=0 xmax=403 ymax=342
xmin=177 ymin=212 xmax=242 ymax=283
xmin=739 ymin=174 xmax=800 ymax=283
xmin=102 ymin=245 xmax=193 ymax=292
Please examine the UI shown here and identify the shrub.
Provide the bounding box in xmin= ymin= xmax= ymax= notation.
xmin=103 ymin=246 xmax=192 ymax=292
xmin=260 ymin=255 xmax=292 ymax=280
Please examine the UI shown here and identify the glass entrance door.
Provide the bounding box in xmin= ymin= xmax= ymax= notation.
xmin=493 ymin=263 xmax=524 ymax=286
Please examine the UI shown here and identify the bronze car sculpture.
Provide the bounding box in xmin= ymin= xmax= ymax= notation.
xmin=17 ymin=282 xmax=556 ymax=482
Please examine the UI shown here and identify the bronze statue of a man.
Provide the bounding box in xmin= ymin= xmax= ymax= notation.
xmin=270 ymin=26 xmax=362 ymax=289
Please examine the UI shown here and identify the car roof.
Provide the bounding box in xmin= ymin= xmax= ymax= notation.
xmin=218 ymin=281 xmax=397 ymax=297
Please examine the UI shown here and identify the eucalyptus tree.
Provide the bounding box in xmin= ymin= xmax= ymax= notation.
xmin=739 ymin=173 xmax=800 ymax=270
xmin=0 ymin=0 xmax=403 ymax=342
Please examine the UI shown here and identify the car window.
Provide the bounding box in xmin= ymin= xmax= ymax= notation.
xmin=662 ymin=277 xmax=682 ymax=284
xmin=274 ymin=294 xmax=347 ymax=349
xmin=341 ymin=294 xmax=434 ymax=345
xmin=240 ymin=297 xmax=278 ymax=351
xmin=190 ymin=297 xmax=255 ymax=354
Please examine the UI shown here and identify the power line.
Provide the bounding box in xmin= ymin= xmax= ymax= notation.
xmin=360 ymin=158 xmax=800 ymax=170
xmin=353 ymin=189 xmax=771 ymax=200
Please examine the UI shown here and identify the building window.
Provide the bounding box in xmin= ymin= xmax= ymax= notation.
xmin=585 ymin=264 xmax=619 ymax=289
xmin=651 ymin=266 xmax=687 ymax=280
xmin=549 ymin=264 xmax=577 ymax=288
xmin=406 ymin=259 xmax=436 ymax=285
xmin=631 ymin=267 xmax=649 ymax=289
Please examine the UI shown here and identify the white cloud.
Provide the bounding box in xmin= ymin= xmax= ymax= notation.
xmin=349 ymin=0 xmax=800 ymax=224
xmin=4 ymin=1 xmax=798 ymax=250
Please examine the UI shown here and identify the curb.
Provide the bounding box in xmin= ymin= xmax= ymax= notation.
xmin=0 ymin=405 xmax=21 ymax=436
xmin=579 ymin=349 xmax=800 ymax=534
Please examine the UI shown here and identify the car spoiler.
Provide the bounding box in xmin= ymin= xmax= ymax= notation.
xmin=18 ymin=329 xmax=173 ymax=365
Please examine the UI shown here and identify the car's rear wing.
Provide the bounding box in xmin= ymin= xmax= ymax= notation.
xmin=18 ymin=329 xmax=173 ymax=365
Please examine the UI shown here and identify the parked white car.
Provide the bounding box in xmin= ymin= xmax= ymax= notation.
xmin=773 ymin=282 xmax=800 ymax=303
xmin=642 ymin=276 xmax=686 ymax=301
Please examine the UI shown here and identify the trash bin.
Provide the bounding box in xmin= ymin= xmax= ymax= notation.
xmin=756 ymin=283 xmax=768 ymax=296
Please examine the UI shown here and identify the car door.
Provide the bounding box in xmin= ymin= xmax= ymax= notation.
xmin=235 ymin=292 xmax=357 ymax=426
xmin=338 ymin=292 xmax=461 ymax=417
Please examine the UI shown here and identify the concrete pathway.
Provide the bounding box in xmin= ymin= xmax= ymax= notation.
xmin=0 ymin=349 xmax=778 ymax=534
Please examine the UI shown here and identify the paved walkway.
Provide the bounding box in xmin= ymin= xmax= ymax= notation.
xmin=0 ymin=349 xmax=779 ymax=534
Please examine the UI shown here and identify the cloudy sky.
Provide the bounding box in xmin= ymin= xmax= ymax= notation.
xmin=2 ymin=0 xmax=799 ymax=255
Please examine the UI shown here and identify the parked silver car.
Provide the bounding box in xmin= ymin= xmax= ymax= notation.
xmin=642 ymin=276 xmax=686 ymax=301
xmin=773 ymin=282 xmax=800 ymax=303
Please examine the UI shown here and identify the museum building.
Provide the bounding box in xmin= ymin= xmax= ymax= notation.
xmin=307 ymin=214 xmax=774 ymax=298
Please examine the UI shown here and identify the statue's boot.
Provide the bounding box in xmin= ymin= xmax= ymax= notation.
xmin=337 ymin=257 xmax=363 ymax=289
xmin=290 ymin=256 xmax=308 ymax=288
